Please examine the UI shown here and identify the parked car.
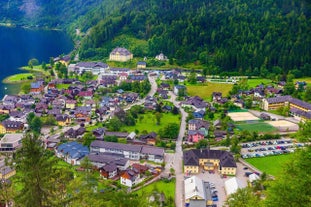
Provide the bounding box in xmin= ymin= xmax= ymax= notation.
xmin=212 ymin=196 xmax=219 ymax=201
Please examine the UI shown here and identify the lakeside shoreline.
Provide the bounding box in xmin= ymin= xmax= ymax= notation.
xmin=2 ymin=66 xmax=49 ymax=84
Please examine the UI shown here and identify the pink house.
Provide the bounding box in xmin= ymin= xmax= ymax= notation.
xmin=187 ymin=130 xmax=205 ymax=143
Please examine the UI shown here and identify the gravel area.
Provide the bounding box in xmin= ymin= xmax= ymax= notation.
xmin=194 ymin=162 xmax=249 ymax=207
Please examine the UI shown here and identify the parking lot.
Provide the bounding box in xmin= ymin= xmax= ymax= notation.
xmin=194 ymin=162 xmax=249 ymax=207
xmin=240 ymin=139 xmax=306 ymax=158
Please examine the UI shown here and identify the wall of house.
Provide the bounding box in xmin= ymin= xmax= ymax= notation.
xmin=120 ymin=177 xmax=133 ymax=187
xmin=220 ymin=167 xmax=236 ymax=175
xmin=0 ymin=125 xmax=6 ymax=134
xmin=109 ymin=54 xmax=133 ymax=62
xmin=184 ymin=165 xmax=199 ymax=174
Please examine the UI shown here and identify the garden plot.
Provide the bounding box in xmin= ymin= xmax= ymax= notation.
xmin=228 ymin=112 xmax=260 ymax=122
xmin=267 ymin=120 xmax=299 ymax=132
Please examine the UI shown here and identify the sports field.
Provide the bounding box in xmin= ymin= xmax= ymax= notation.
xmin=228 ymin=112 xmax=260 ymax=122
xmin=246 ymin=154 xmax=295 ymax=176
xmin=267 ymin=120 xmax=299 ymax=132
xmin=236 ymin=121 xmax=276 ymax=133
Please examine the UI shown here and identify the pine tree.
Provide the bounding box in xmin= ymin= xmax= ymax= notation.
xmin=13 ymin=133 xmax=71 ymax=207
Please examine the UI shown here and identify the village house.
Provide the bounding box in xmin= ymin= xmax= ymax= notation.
xmin=99 ymin=75 xmax=118 ymax=87
xmin=100 ymin=163 xmax=118 ymax=179
xmin=90 ymin=141 xmax=164 ymax=163
xmin=181 ymin=96 xmax=208 ymax=111
xmin=187 ymin=130 xmax=205 ymax=143
xmin=54 ymin=55 xmax=71 ymax=66
xmin=0 ymin=133 xmax=23 ymax=152
xmin=109 ymin=47 xmax=133 ymax=62
xmin=64 ymin=127 xmax=86 ymax=140
xmin=120 ymin=168 xmax=140 ymax=187
xmin=139 ymin=132 xmax=157 ymax=146
xmin=56 ymin=114 xmax=71 ymax=126
xmin=65 ymin=99 xmax=77 ymax=109
xmin=30 ymin=81 xmax=44 ymax=94
xmin=137 ymin=61 xmax=147 ymax=69
xmin=69 ymin=62 xmax=110 ymax=75
xmin=155 ymin=53 xmax=168 ymax=61
xmin=88 ymin=153 xmax=130 ymax=170
xmin=55 ymin=142 xmax=89 ymax=165
xmin=173 ymin=85 xmax=186 ymax=96
xmin=118 ymin=72 xmax=129 ymax=81
xmin=128 ymin=74 xmax=147 ymax=82
xmin=183 ymin=148 xmax=237 ymax=175
xmin=184 ymin=176 xmax=213 ymax=207
xmin=0 ymin=120 xmax=24 ymax=134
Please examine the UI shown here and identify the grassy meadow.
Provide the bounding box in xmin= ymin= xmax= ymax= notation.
xmin=121 ymin=112 xmax=180 ymax=134
xmin=186 ymin=82 xmax=233 ymax=100
xmin=246 ymin=153 xmax=294 ymax=176
xmin=2 ymin=73 xmax=34 ymax=83
xmin=247 ymin=78 xmax=273 ymax=88
xmin=135 ymin=179 xmax=175 ymax=201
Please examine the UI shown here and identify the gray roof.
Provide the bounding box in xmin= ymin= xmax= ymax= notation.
xmin=88 ymin=153 xmax=128 ymax=167
xmin=90 ymin=141 xmax=165 ymax=157
xmin=76 ymin=62 xmax=108 ymax=68
xmin=141 ymin=146 xmax=164 ymax=156
xmin=91 ymin=141 xmax=142 ymax=152
xmin=266 ymin=95 xmax=311 ymax=111
xmin=184 ymin=149 xmax=236 ymax=168
xmin=110 ymin=47 xmax=132 ymax=56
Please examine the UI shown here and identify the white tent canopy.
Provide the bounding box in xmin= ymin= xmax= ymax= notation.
xmin=249 ymin=173 xmax=260 ymax=183
xmin=225 ymin=177 xmax=242 ymax=195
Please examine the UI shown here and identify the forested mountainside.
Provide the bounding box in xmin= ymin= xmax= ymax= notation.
xmin=1 ymin=0 xmax=311 ymax=76
xmin=0 ymin=0 xmax=104 ymax=27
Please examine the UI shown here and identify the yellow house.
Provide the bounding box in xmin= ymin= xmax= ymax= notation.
xmin=0 ymin=124 xmax=5 ymax=134
xmin=0 ymin=166 xmax=16 ymax=180
xmin=56 ymin=115 xmax=71 ymax=126
xmin=109 ymin=47 xmax=133 ymax=62
xmin=183 ymin=149 xmax=237 ymax=175
xmin=0 ymin=120 xmax=24 ymax=134
xmin=137 ymin=61 xmax=147 ymax=69
xmin=65 ymin=100 xmax=77 ymax=110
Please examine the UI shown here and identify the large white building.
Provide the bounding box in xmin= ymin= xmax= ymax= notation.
xmin=90 ymin=141 xmax=164 ymax=163
xmin=69 ymin=62 xmax=110 ymax=75
xmin=109 ymin=47 xmax=133 ymax=62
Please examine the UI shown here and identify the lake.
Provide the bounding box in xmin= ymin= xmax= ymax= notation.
xmin=0 ymin=26 xmax=73 ymax=98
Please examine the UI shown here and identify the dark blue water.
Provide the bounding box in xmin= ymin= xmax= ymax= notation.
xmin=0 ymin=26 xmax=73 ymax=98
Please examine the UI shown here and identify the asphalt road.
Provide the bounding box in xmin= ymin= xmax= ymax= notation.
xmin=168 ymin=91 xmax=188 ymax=207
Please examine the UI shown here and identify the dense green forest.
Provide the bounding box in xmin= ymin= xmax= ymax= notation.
xmin=1 ymin=0 xmax=311 ymax=77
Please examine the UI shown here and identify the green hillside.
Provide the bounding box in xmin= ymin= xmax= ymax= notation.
xmin=1 ymin=0 xmax=311 ymax=77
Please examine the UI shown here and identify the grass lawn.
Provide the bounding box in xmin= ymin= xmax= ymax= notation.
xmin=247 ymin=78 xmax=273 ymax=88
xmin=56 ymin=83 xmax=71 ymax=89
xmin=236 ymin=122 xmax=276 ymax=133
xmin=186 ymin=82 xmax=233 ymax=100
xmin=294 ymin=77 xmax=311 ymax=85
xmin=121 ymin=112 xmax=180 ymax=134
xmin=21 ymin=65 xmax=50 ymax=76
xmin=245 ymin=153 xmax=295 ymax=176
xmin=2 ymin=73 xmax=34 ymax=83
xmin=135 ymin=179 xmax=175 ymax=200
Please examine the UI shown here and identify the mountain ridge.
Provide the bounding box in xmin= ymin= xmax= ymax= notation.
xmin=1 ymin=0 xmax=311 ymax=77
